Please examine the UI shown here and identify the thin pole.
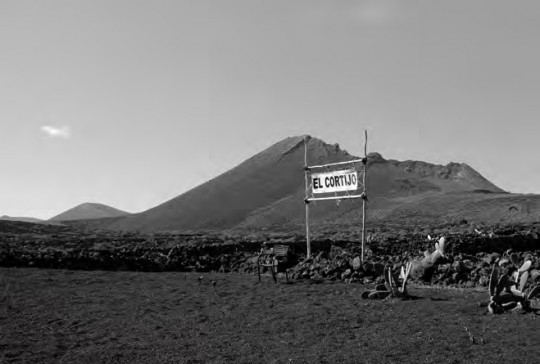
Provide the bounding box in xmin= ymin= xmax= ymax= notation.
xmin=361 ymin=130 xmax=368 ymax=263
xmin=304 ymin=137 xmax=311 ymax=258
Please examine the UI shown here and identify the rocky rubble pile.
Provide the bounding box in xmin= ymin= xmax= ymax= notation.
xmin=0 ymin=239 xmax=260 ymax=272
xmin=369 ymin=230 xmax=540 ymax=257
xmin=287 ymin=245 xmax=540 ymax=289
xmin=1 ymin=230 xmax=539 ymax=290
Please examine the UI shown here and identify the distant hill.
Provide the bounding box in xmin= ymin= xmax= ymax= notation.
xmin=49 ymin=203 xmax=130 ymax=222
xmin=85 ymin=135 xmax=534 ymax=233
xmin=0 ymin=220 xmax=74 ymax=235
xmin=0 ymin=215 xmax=44 ymax=224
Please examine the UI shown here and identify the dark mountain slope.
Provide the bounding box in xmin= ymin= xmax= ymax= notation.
xmin=106 ymin=136 xmax=355 ymax=232
xmin=98 ymin=135 xmax=507 ymax=232
xmin=236 ymin=151 xmax=507 ymax=231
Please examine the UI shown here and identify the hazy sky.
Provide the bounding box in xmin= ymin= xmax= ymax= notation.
xmin=2 ymin=0 xmax=540 ymax=219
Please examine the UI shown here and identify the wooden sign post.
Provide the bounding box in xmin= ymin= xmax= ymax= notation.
xmin=303 ymin=132 xmax=368 ymax=261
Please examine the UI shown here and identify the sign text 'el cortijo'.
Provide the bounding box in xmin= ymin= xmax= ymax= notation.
xmin=311 ymin=169 xmax=358 ymax=194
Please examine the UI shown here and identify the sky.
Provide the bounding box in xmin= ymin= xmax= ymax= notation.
xmin=1 ymin=0 xmax=540 ymax=219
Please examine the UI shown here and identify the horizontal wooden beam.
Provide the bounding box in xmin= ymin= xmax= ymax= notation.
xmin=306 ymin=194 xmax=364 ymax=202
xmin=307 ymin=159 xmax=365 ymax=169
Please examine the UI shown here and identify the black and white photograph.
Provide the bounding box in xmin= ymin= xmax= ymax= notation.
xmin=1 ymin=1 xmax=540 ymax=363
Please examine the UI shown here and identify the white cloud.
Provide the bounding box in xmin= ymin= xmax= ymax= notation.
xmin=40 ymin=125 xmax=71 ymax=139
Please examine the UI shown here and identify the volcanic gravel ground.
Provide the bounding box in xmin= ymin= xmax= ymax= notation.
xmin=1 ymin=268 xmax=539 ymax=363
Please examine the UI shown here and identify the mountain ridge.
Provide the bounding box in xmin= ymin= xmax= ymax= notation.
xmin=81 ymin=135 xmax=517 ymax=233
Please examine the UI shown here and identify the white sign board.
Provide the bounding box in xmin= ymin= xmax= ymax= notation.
xmin=311 ymin=169 xmax=358 ymax=194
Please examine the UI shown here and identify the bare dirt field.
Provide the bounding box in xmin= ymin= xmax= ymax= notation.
xmin=1 ymin=268 xmax=539 ymax=363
